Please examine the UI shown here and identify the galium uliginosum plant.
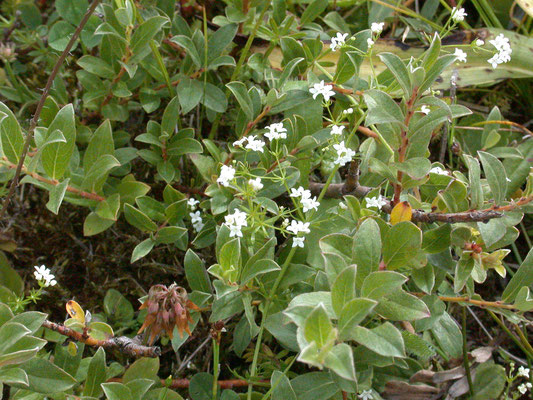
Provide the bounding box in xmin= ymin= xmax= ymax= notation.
xmin=0 ymin=0 xmax=532 ymax=398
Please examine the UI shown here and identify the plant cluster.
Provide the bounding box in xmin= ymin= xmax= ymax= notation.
xmin=0 ymin=0 xmax=532 ymax=399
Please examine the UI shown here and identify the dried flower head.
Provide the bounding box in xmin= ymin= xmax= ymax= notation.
xmin=138 ymin=284 xmax=199 ymax=344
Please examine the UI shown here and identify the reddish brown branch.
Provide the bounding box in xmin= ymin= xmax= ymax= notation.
xmin=42 ymin=320 xmax=161 ymax=358
xmin=0 ymin=0 xmax=101 ymax=220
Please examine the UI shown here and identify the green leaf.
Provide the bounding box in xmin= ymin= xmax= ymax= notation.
xmin=454 ymin=256 xmax=475 ymax=292
xmin=82 ymin=347 xmax=106 ymax=397
xmin=82 ymin=154 xmax=120 ymax=192
xmin=96 ymin=194 xmax=121 ymax=221
xmin=331 ymin=265 xmax=357 ymax=317
xmin=478 ymin=151 xmax=507 ymax=205
xmin=219 ymin=238 xmax=241 ymax=273
xmin=226 ymin=82 xmax=254 ymax=120
xmin=56 ymin=0 xmax=88 ymax=25
xmin=77 ymin=56 xmax=115 ymax=79
xmin=378 ymin=53 xmax=412 ymax=99
xmin=422 ymin=224 xmax=451 ymax=254
xmin=130 ymin=16 xmax=169 ymax=62
xmin=20 ymin=358 xmax=77 ymax=394
xmin=503 ymin=248 xmax=533 ymax=302
xmin=189 ymin=372 xmax=214 ymax=400
xmin=304 ymin=303 xmax=334 ymax=348
xmin=84 ymin=120 xmax=114 ymax=171
xmin=83 ymin=212 xmax=115 ymax=236
xmin=131 ymin=238 xmax=155 ymax=263
xmin=123 ymin=204 xmax=158 ymax=232
xmin=102 ymin=382 xmax=133 ymax=400
xmin=271 ymin=371 xmax=297 ymax=400
xmin=41 ymin=104 xmax=76 ymax=180
xmin=338 ymin=298 xmax=377 ymax=341
xmin=170 ymin=35 xmax=202 ymax=67
xmin=473 ymin=362 xmax=505 ymax=400
xmin=0 ymin=322 xmax=31 ymax=355
xmin=0 ymin=104 xmax=24 ymax=164
xmin=353 ymin=218 xmax=381 ymax=289
xmin=161 ymin=96 xmax=180 ymax=137
xmin=207 ymin=23 xmax=237 ymax=64
xmin=0 ymin=252 xmax=24 ymax=297
xmin=201 ymin=83 xmax=227 ymax=113
xmin=0 ymin=366 xmax=29 ymax=386
xmin=9 ymin=311 xmax=47 ymax=334
xmin=430 ymin=312 xmax=462 ymax=359
xmin=324 ymin=343 xmax=357 ymax=382
xmin=382 ymin=222 xmax=423 ymax=270
xmin=126 ymin=379 xmax=155 ymax=400
xmin=48 ymin=21 xmax=77 ymax=51
xmin=123 ymin=357 xmax=159 ymax=383
xmin=349 ymin=322 xmax=405 ymax=358
xmin=103 ymin=289 xmax=134 ymax=323
xmin=45 ymin=178 xmax=69 ymax=214
xmin=185 ymin=249 xmax=211 ymax=293
xmin=177 ymin=78 xmax=203 ymax=114
xmin=290 ymin=372 xmax=339 ymax=400
xmin=240 ymin=259 xmax=280 ymax=287
xmin=300 ymin=0 xmax=328 ymax=25
xmin=156 ymin=226 xmax=186 ymax=245
xmin=166 ymin=138 xmax=203 ymax=156
xmin=375 ymin=290 xmax=431 ymax=321
xmin=361 ymin=271 xmax=407 ymax=300
xmin=419 ymin=54 xmax=456 ymax=94
xmin=363 ymin=89 xmax=404 ymax=126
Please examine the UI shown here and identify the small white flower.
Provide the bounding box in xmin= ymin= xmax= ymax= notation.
xmin=187 ymin=198 xmax=199 ymax=210
xmin=264 ymin=122 xmax=287 ymax=141
xmin=190 ymin=211 xmax=204 ymax=232
xmin=330 ymin=125 xmax=345 ymax=136
xmin=420 ymin=105 xmax=430 ymax=115
xmin=429 ymin=166 xmax=449 ymax=175
xmin=367 ymin=38 xmax=374 ymax=49
xmin=309 ymin=81 xmax=335 ymax=102
xmin=224 ymin=209 xmax=248 ymax=238
xmin=518 ymin=366 xmax=530 ymax=378
xmin=339 ymin=202 xmax=347 ymax=210
xmin=454 ymin=48 xmax=467 ymax=63
xmin=475 ymin=39 xmax=484 ymax=46
xmin=233 ymin=137 xmax=247 ymax=147
xmin=487 ymin=34 xmax=512 ymax=69
xmin=292 ymin=237 xmax=305 ymax=248
xmin=506 ymin=177 xmax=512 ymax=183
xmin=343 ymin=108 xmax=354 ymax=114
xmin=290 ymin=186 xmax=308 ymax=198
xmin=301 ymin=196 xmax=320 ymax=213
xmin=370 ymin=22 xmax=384 ymax=34
xmin=365 ymin=195 xmax=388 ymax=210
xmin=330 ymin=32 xmax=348 ymax=51
xmin=248 ymin=177 xmax=263 ymax=191
xmin=333 ymin=141 xmax=356 ymax=166
xmin=34 ymin=265 xmax=57 ymax=287
xmin=358 ymin=389 xmax=374 ymax=400
xmin=286 ymin=220 xmax=311 ymax=235
xmin=245 ymin=135 xmax=265 ymax=153
xmin=217 ymin=165 xmax=236 ymax=187
xmin=518 ymin=382 xmax=532 ymax=394
xmin=451 ymin=7 xmax=467 ymax=22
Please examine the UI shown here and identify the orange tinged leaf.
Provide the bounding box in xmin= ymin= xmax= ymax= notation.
xmin=66 ymin=300 xmax=85 ymax=324
xmin=390 ymin=201 xmax=412 ymax=225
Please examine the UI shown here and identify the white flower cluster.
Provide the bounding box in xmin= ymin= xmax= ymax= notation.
xmin=233 ymin=136 xmax=265 ymax=152
xmin=224 ymin=209 xmax=248 ymax=238
xmin=248 ymin=177 xmax=263 ymax=191
xmin=264 ymin=123 xmax=287 ymax=141
xmin=333 ymin=141 xmax=356 ymax=166
xmin=34 ymin=265 xmax=57 ymax=287
xmin=309 ymin=81 xmax=335 ymax=101
xmin=367 ymin=22 xmax=385 ymax=49
xmin=290 ymin=186 xmax=320 ymax=213
xmin=487 ymin=34 xmax=512 ymax=69
xmin=454 ymin=48 xmax=467 ymax=63
xmin=518 ymin=382 xmax=532 ymax=394
xmin=366 ymin=195 xmax=388 ymax=210
xmin=190 ymin=211 xmax=204 ymax=232
xmin=330 ymin=32 xmax=348 ymax=51
xmin=330 ymin=125 xmax=345 ymax=136
xmin=286 ymin=220 xmax=311 ymax=248
xmin=217 ymin=165 xmax=236 ymax=187
xmin=358 ymin=389 xmax=374 ymax=400
xmin=451 ymin=7 xmax=467 ymax=22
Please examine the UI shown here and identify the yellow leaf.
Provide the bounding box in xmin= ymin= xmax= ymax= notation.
xmin=66 ymin=300 xmax=85 ymax=324
xmin=390 ymin=201 xmax=412 ymax=225
xmin=67 ymin=341 xmax=78 ymax=356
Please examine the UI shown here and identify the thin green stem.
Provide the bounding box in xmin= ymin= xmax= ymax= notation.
xmin=212 ymin=338 xmax=220 ymax=400
xmin=520 ymin=221 xmax=532 ymax=250
xmin=487 ymin=310 xmax=533 ymax=358
xmin=462 ymin=306 xmax=475 ymax=397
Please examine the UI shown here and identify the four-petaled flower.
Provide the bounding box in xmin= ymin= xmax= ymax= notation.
xmin=245 ymin=135 xmax=265 ymax=153
xmin=333 ymin=141 xmax=356 ymax=166
xmin=518 ymin=382 xmax=532 ymax=394
xmin=309 ymin=81 xmax=335 ymax=101
xmin=264 ymin=123 xmax=287 ymax=141
xmin=217 ymin=165 xmax=236 ymax=187
xmin=420 ymin=105 xmax=430 ymax=115
xmin=330 ymin=125 xmax=345 ymax=135
xmin=454 ymin=48 xmax=467 ymax=63
xmin=293 ymin=237 xmax=305 ymax=248
xmin=286 ymin=220 xmax=311 ymax=235
xmin=290 ymin=186 xmax=320 ymax=213
xmin=365 ymin=195 xmax=388 ymax=210
xmin=190 ymin=211 xmax=204 ymax=232
xmin=518 ymin=366 xmax=530 ymax=378
xmin=248 ymin=177 xmax=263 ymax=191
xmin=187 ymin=198 xmax=199 ymax=210
xmin=429 ymin=166 xmax=449 ymax=175
xmin=358 ymin=389 xmax=374 ymax=400
xmin=451 ymin=7 xmax=467 ymax=22
xmin=330 ymin=32 xmax=348 ymax=51
xmin=224 ymin=209 xmax=248 ymax=238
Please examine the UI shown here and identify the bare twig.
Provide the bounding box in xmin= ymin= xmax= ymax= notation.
xmin=42 ymin=320 xmax=161 ymax=358
xmin=0 ymin=0 xmax=101 ymax=221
